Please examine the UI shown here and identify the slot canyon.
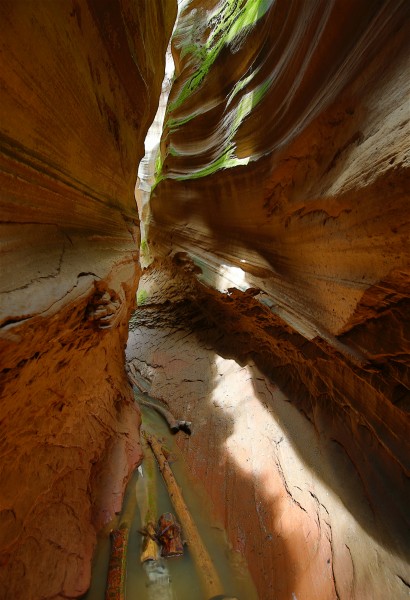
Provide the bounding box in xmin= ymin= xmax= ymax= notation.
xmin=0 ymin=0 xmax=409 ymax=598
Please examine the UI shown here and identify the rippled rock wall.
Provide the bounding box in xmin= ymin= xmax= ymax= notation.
xmin=129 ymin=262 xmax=410 ymax=599
xmin=0 ymin=1 xmax=176 ymax=598
xmin=1 ymin=0 xmax=409 ymax=598
xmin=143 ymin=0 xmax=410 ymax=597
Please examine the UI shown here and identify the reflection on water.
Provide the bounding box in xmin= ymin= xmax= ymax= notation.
xmin=143 ymin=560 xmax=173 ymax=600
xmin=83 ymin=397 xmax=258 ymax=600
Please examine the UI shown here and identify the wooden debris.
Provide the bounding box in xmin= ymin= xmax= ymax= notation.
xmin=208 ymin=597 xmax=239 ymax=600
xmin=140 ymin=398 xmax=192 ymax=435
xmin=105 ymin=524 xmax=128 ymax=600
xmin=157 ymin=512 xmax=184 ymax=558
xmin=141 ymin=399 xmax=179 ymax=433
xmin=140 ymin=521 xmax=159 ymax=562
xmin=145 ymin=432 xmax=224 ymax=598
xmin=137 ymin=435 xmax=160 ymax=563
xmin=126 ymin=367 xmax=192 ymax=435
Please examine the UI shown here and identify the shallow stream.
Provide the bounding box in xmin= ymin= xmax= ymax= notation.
xmin=83 ymin=392 xmax=258 ymax=600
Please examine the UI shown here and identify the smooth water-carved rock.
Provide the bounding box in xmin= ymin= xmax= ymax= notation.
xmin=1 ymin=0 xmax=409 ymax=598
xmin=142 ymin=0 xmax=409 ymax=597
xmin=128 ymin=265 xmax=410 ymax=600
xmin=0 ymin=1 xmax=176 ymax=598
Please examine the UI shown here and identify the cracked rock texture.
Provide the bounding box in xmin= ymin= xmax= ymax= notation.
xmin=128 ymin=264 xmax=410 ymax=599
xmin=135 ymin=0 xmax=409 ymax=597
xmin=0 ymin=1 xmax=176 ymax=598
xmin=1 ymin=0 xmax=409 ymax=598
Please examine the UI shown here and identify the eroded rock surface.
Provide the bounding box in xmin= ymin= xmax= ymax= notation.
xmin=134 ymin=1 xmax=409 ymax=597
xmin=150 ymin=0 xmax=410 ymax=352
xmin=0 ymin=1 xmax=176 ymax=598
xmin=128 ymin=264 xmax=410 ymax=599
xmin=1 ymin=0 xmax=409 ymax=598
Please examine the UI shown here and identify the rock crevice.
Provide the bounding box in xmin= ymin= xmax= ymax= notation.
xmin=1 ymin=0 xmax=409 ymax=598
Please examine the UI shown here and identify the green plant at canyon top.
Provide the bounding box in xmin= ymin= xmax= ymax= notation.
xmin=168 ymin=0 xmax=272 ymax=114
xmin=153 ymin=0 xmax=274 ymax=186
xmin=137 ymin=289 xmax=149 ymax=306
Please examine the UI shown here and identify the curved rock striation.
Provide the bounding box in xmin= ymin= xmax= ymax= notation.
xmin=128 ymin=262 xmax=410 ymax=599
xmin=143 ymin=0 xmax=410 ymax=598
xmin=151 ymin=0 xmax=409 ymax=347
xmin=1 ymin=0 xmax=409 ymax=598
xmin=0 ymin=1 xmax=176 ymax=598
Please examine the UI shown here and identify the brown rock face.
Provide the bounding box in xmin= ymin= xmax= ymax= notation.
xmin=1 ymin=0 xmax=409 ymax=598
xmin=0 ymin=1 xmax=176 ymax=598
xmin=133 ymin=0 xmax=410 ymax=598
xmin=151 ymin=0 xmax=410 ymax=349
xmin=128 ymin=264 xmax=410 ymax=599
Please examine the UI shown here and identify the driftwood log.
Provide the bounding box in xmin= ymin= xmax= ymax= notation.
xmin=140 ymin=399 xmax=192 ymax=435
xmin=144 ymin=432 xmax=224 ymax=598
xmin=137 ymin=435 xmax=160 ymax=563
xmin=127 ymin=366 xmax=192 ymax=434
xmin=157 ymin=512 xmax=184 ymax=558
xmin=125 ymin=362 xmax=149 ymax=394
xmin=105 ymin=525 xmax=128 ymax=600
xmin=140 ymin=521 xmax=159 ymax=563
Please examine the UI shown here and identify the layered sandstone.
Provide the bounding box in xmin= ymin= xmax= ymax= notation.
xmin=0 ymin=1 xmax=176 ymax=598
xmin=128 ymin=263 xmax=410 ymax=599
xmin=1 ymin=0 xmax=409 ymax=598
xmin=139 ymin=0 xmax=410 ymax=598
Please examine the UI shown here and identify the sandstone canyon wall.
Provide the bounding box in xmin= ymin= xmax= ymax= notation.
xmin=132 ymin=0 xmax=410 ymax=598
xmin=1 ymin=0 xmax=409 ymax=599
xmin=0 ymin=1 xmax=176 ymax=598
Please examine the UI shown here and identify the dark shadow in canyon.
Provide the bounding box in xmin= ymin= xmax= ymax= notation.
xmin=129 ymin=293 xmax=409 ymax=581
xmin=127 ymin=301 xmax=300 ymax=598
xmin=189 ymin=296 xmax=410 ymax=562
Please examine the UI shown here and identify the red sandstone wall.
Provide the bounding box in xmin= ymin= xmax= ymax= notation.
xmin=0 ymin=1 xmax=176 ymax=598
xmin=128 ymin=264 xmax=410 ymax=599
xmin=142 ymin=0 xmax=410 ymax=597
